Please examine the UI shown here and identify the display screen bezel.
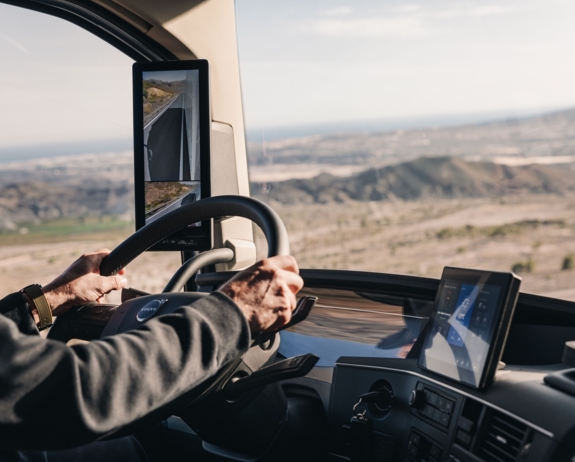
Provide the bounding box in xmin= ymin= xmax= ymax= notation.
xmin=418 ymin=267 xmax=519 ymax=389
xmin=133 ymin=60 xmax=212 ymax=251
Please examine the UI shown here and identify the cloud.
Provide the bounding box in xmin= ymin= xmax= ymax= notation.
xmin=0 ymin=33 xmax=29 ymax=54
xmin=303 ymin=3 xmax=516 ymax=40
xmin=395 ymin=5 xmax=422 ymax=14
xmin=310 ymin=16 xmax=429 ymax=38
xmin=471 ymin=6 xmax=513 ymax=16
xmin=435 ymin=5 xmax=515 ymax=19
xmin=320 ymin=6 xmax=353 ymax=17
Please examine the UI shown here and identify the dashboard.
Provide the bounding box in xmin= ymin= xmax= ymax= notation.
xmin=329 ymin=358 xmax=574 ymax=461
xmin=198 ymin=268 xmax=575 ymax=462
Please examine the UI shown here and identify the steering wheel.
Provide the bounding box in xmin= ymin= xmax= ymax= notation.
xmin=47 ymin=195 xmax=299 ymax=452
xmin=48 ymin=194 xmax=289 ymax=341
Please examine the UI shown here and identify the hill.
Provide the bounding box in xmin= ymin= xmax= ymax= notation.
xmin=144 ymin=79 xmax=186 ymax=94
xmin=0 ymin=152 xmax=133 ymax=231
xmin=252 ymin=156 xmax=575 ymax=204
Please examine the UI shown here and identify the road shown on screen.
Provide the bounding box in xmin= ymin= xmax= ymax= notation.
xmin=146 ymin=93 xmax=191 ymax=181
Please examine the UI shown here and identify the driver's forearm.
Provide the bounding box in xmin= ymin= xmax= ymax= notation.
xmin=0 ymin=292 xmax=250 ymax=451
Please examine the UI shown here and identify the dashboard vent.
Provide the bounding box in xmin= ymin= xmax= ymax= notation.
xmin=478 ymin=410 xmax=529 ymax=462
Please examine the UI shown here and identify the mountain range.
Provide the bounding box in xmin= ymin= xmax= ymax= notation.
xmin=252 ymin=156 xmax=575 ymax=205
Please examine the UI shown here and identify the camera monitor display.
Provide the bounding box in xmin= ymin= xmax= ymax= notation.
xmin=133 ymin=60 xmax=211 ymax=250
xmin=418 ymin=267 xmax=521 ymax=389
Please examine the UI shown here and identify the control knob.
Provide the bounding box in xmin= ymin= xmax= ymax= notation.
xmin=409 ymin=389 xmax=426 ymax=410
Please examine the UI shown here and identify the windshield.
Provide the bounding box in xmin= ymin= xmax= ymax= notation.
xmin=236 ymin=0 xmax=575 ymax=301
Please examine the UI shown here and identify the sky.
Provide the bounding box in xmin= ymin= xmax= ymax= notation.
xmin=143 ymin=70 xmax=189 ymax=82
xmin=1 ymin=0 xmax=575 ymax=157
xmin=0 ymin=4 xmax=133 ymax=156
xmin=235 ymin=0 xmax=575 ymax=132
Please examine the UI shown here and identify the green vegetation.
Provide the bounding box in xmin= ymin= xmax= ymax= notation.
xmin=436 ymin=219 xmax=565 ymax=240
xmin=562 ymin=254 xmax=575 ymax=271
xmin=512 ymin=257 xmax=535 ymax=274
xmin=0 ymin=216 xmax=132 ymax=245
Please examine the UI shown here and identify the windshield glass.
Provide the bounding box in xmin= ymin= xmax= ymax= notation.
xmin=236 ymin=0 xmax=575 ymax=301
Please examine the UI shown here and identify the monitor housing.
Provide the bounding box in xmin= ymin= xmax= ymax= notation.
xmin=418 ymin=267 xmax=521 ymax=389
xmin=133 ymin=60 xmax=212 ymax=251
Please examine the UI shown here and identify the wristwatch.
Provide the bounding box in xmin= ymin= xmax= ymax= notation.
xmin=21 ymin=284 xmax=53 ymax=330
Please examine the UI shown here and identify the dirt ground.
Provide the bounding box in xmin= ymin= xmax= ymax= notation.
xmin=2 ymin=195 xmax=575 ymax=303
xmin=255 ymin=195 xmax=575 ymax=301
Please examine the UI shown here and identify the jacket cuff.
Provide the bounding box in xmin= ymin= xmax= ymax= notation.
xmin=0 ymin=293 xmax=40 ymax=336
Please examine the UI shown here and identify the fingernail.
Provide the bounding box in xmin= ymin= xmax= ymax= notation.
xmin=120 ymin=277 xmax=128 ymax=287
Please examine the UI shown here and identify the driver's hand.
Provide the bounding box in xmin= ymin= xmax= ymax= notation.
xmin=42 ymin=249 xmax=127 ymax=316
xmin=218 ymin=256 xmax=303 ymax=334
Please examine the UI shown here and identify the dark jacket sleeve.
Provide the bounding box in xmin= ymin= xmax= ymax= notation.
xmin=0 ymin=291 xmax=250 ymax=450
xmin=0 ymin=293 xmax=39 ymax=336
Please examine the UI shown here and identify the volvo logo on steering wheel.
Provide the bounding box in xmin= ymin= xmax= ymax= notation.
xmin=136 ymin=299 xmax=167 ymax=322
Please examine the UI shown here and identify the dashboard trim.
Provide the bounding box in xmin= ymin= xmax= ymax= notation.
xmin=335 ymin=362 xmax=555 ymax=439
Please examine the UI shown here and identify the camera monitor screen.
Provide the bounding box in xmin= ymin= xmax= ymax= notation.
xmin=133 ymin=60 xmax=212 ymax=251
xmin=418 ymin=267 xmax=520 ymax=389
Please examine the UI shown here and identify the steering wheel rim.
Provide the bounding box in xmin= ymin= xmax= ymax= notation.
xmin=99 ymin=195 xmax=290 ymax=277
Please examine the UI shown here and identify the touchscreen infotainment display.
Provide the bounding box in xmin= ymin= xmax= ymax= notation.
xmin=418 ymin=267 xmax=520 ymax=389
xmin=133 ymin=60 xmax=211 ymax=251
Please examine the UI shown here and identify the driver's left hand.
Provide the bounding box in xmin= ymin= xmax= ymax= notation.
xmin=42 ymin=249 xmax=127 ymax=316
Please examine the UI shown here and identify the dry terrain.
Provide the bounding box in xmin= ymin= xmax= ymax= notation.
xmin=254 ymin=195 xmax=575 ymax=301
xmin=145 ymin=182 xmax=193 ymax=214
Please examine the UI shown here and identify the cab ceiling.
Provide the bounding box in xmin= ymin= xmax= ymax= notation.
xmin=91 ymin=0 xmax=210 ymax=59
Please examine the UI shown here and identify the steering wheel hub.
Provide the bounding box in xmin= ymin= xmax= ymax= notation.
xmin=136 ymin=298 xmax=167 ymax=322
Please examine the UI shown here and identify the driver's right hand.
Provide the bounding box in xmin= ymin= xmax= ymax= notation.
xmin=218 ymin=256 xmax=304 ymax=335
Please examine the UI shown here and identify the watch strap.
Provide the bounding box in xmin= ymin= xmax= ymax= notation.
xmin=21 ymin=284 xmax=53 ymax=330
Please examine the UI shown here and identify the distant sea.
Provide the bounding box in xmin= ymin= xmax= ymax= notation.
xmin=0 ymin=138 xmax=132 ymax=163
xmin=1 ymin=106 xmax=571 ymax=163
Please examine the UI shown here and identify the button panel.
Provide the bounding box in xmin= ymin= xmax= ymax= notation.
xmin=413 ymin=382 xmax=456 ymax=430
xmin=407 ymin=428 xmax=443 ymax=462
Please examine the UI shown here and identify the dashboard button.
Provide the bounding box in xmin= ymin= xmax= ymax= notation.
xmin=430 ymin=445 xmax=442 ymax=458
xmin=432 ymin=409 xmax=442 ymax=423
xmin=437 ymin=396 xmax=447 ymax=410
xmin=428 ymin=392 xmax=439 ymax=406
xmin=444 ymin=399 xmax=454 ymax=413
xmin=458 ymin=416 xmax=475 ymax=433
xmin=408 ymin=443 xmax=418 ymax=458
xmin=440 ymin=412 xmax=450 ymax=427
xmin=422 ymin=405 xmax=434 ymax=418
xmin=456 ymin=429 xmax=472 ymax=446
xmin=409 ymin=432 xmax=420 ymax=446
